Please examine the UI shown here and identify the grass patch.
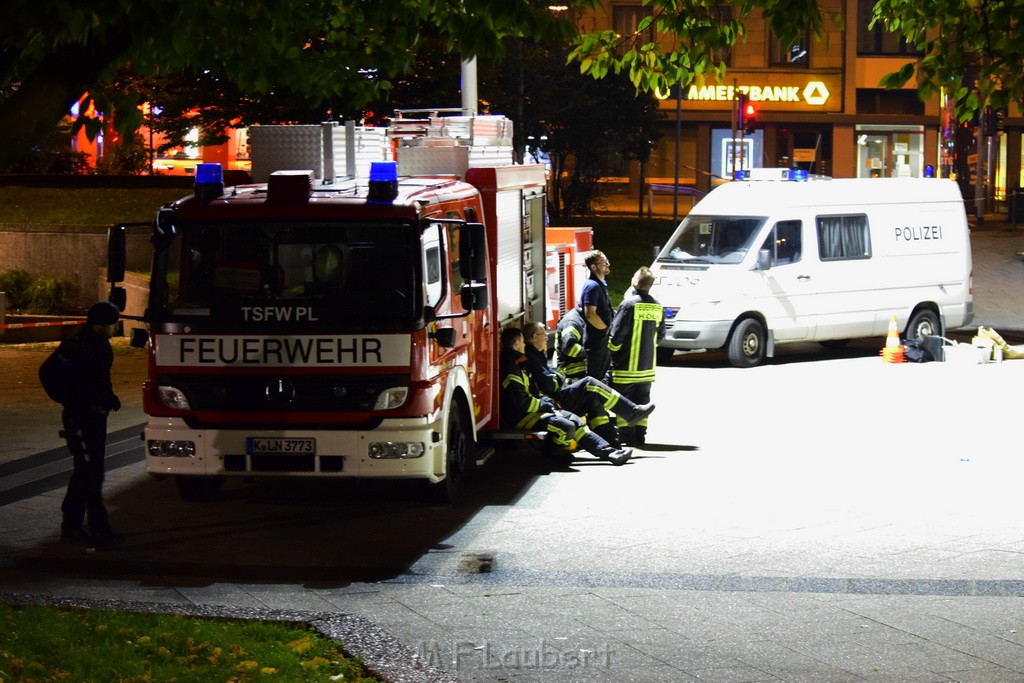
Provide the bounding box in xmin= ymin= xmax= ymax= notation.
xmin=0 ymin=187 xmax=187 ymax=225
xmin=0 ymin=603 xmax=383 ymax=682
xmin=581 ymin=217 xmax=678 ymax=302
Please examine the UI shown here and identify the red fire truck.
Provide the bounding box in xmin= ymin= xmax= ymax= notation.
xmin=107 ymin=112 xmax=580 ymax=503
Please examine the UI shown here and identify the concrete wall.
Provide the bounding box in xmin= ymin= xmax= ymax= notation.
xmin=0 ymin=224 xmax=152 ymax=310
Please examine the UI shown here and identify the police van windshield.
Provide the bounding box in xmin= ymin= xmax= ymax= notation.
xmin=658 ymin=215 xmax=766 ymax=265
xmin=157 ymin=220 xmax=421 ymax=329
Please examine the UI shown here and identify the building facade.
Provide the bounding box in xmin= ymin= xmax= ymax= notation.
xmin=571 ymin=0 xmax=1023 ymax=217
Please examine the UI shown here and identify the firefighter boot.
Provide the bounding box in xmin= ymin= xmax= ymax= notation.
xmin=579 ymin=431 xmax=633 ymax=467
xmin=541 ymin=439 xmax=575 ymax=468
xmin=594 ymin=423 xmax=621 ymax=448
xmin=615 ymin=400 xmax=656 ymax=427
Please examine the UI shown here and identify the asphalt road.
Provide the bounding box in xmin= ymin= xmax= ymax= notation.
xmin=5 ymin=340 xmax=1024 ymax=681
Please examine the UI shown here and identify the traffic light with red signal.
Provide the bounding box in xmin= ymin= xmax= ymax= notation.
xmin=742 ymin=101 xmax=757 ymax=134
xmin=737 ymin=94 xmax=758 ymax=135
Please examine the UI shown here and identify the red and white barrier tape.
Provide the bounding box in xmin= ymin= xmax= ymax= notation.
xmin=0 ymin=319 xmax=85 ymax=330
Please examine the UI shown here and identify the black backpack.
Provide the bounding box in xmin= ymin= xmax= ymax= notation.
xmin=38 ymin=347 xmax=73 ymax=404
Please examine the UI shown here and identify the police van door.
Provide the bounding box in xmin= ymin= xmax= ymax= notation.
xmin=754 ymin=219 xmax=815 ymax=341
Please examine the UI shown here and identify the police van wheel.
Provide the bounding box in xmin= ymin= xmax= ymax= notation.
xmin=427 ymin=406 xmax=471 ymax=505
xmin=905 ymin=309 xmax=940 ymax=341
xmin=728 ymin=318 xmax=766 ymax=368
xmin=176 ymin=475 xmax=224 ymax=502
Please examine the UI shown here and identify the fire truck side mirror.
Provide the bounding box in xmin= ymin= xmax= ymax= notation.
xmin=107 ymin=224 xmax=127 ymax=283
xmin=460 ymin=222 xmax=488 ymax=281
xmin=460 ymin=282 xmax=489 ymax=311
xmin=108 ymin=286 xmax=127 ymax=311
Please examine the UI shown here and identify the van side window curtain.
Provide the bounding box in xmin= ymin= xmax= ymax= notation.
xmin=817 ymin=215 xmax=871 ymax=261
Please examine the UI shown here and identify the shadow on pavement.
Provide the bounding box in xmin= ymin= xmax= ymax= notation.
xmin=0 ymin=444 xmax=565 ymax=589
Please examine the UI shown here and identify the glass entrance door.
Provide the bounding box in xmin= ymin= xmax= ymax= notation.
xmin=857 ymin=133 xmax=887 ymax=177
xmin=855 ymin=125 xmax=925 ymax=178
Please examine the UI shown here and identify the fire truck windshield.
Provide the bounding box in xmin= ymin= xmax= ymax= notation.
xmin=155 ymin=220 xmax=422 ymax=330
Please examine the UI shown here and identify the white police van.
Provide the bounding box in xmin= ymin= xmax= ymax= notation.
xmin=651 ymin=170 xmax=973 ymax=367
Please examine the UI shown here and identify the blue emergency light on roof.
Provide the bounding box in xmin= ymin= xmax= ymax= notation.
xmin=788 ymin=168 xmax=809 ymax=181
xmin=368 ymin=160 xmax=399 ymax=203
xmin=733 ymin=169 xmax=747 ymax=181
xmin=194 ymin=163 xmax=224 ymax=201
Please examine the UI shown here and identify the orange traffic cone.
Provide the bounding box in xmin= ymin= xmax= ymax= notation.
xmin=880 ymin=315 xmax=904 ymax=363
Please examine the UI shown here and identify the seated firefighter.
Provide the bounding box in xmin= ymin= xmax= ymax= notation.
xmin=521 ymin=322 xmax=655 ymax=447
xmin=499 ymin=327 xmax=632 ymax=466
xmin=554 ymin=306 xmax=588 ymax=380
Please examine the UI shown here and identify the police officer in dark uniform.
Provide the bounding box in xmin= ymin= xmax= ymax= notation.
xmin=579 ymin=250 xmax=613 ymax=380
xmin=58 ymin=301 xmax=124 ymax=547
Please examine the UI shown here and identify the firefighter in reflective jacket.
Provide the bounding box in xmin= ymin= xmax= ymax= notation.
xmin=608 ymin=267 xmax=665 ymax=446
xmin=499 ymin=327 xmax=632 ymax=466
xmin=554 ymin=306 xmax=587 ymax=379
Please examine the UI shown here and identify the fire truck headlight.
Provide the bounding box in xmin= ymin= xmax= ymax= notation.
xmin=374 ymin=387 xmax=408 ymax=410
xmin=368 ymin=441 xmax=425 ymax=459
xmin=157 ymin=386 xmax=191 ymax=410
xmin=147 ymin=440 xmax=196 ymax=458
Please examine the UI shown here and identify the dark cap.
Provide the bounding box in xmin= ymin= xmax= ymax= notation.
xmin=87 ymin=301 xmax=120 ymax=325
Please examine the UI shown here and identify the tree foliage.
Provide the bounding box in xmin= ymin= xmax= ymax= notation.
xmin=367 ymin=32 xmax=660 ymax=221
xmin=568 ymin=0 xmax=1023 ymax=124
xmin=0 ymin=0 xmax=595 ymax=171
xmin=872 ymin=0 xmax=1024 ymax=120
xmin=480 ymin=38 xmax=660 ymax=221
xmin=568 ymin=0 xmax=834 ymax=98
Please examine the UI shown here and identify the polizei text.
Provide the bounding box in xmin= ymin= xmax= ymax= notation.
xmin=895 ymin=225 xmax=943 ymax=241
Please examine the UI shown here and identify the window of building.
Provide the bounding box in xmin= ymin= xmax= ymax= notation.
xmin=612 ymin=4 xmax=655 ymax=54
xmin=856 ymin=89 xmax=925 ymax=116
xmin=817 ymin=215 xmax=871 ymax=261
xmin=856 ymin=0 xmax=921 ymax=55
xmin=769 ymin=29 xmax=809 ymax=67
xmin=546 ymin=5 xmax=577 ymax=26
xmin=709 ymin=5 xmax=733 ymax=67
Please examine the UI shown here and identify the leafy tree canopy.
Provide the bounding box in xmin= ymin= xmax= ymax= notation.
xmin=0 ymin=0 xmax=596 ymax=170
xmin=872 ymin=0 xmax=1024 ymax=120
xmin=568 ymin=0 xmax=1022 ymax=123
xmin=568 ymin=0 xmax=833 ymax=99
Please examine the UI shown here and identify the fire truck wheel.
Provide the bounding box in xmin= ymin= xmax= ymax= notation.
xmin=427 ymin=404 xmax=472 ymax=504
xmin=176 ymin=475 xmax=224 ymax=502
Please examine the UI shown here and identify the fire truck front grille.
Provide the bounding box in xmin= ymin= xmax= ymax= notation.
xmin=161 ymin=373 xmax=410 ymax=412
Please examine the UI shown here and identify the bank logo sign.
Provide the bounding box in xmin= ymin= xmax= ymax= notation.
xmin=803 ymin=81 xmax=830 ymax=105
xmin=684 ymin=81 xmax=831 ymax=106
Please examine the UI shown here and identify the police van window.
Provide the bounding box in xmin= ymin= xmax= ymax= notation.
xmin=760 ymin=220 xmax=802 ymax=265
xmin=817 ymin=214 xmax=871 ymax=261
